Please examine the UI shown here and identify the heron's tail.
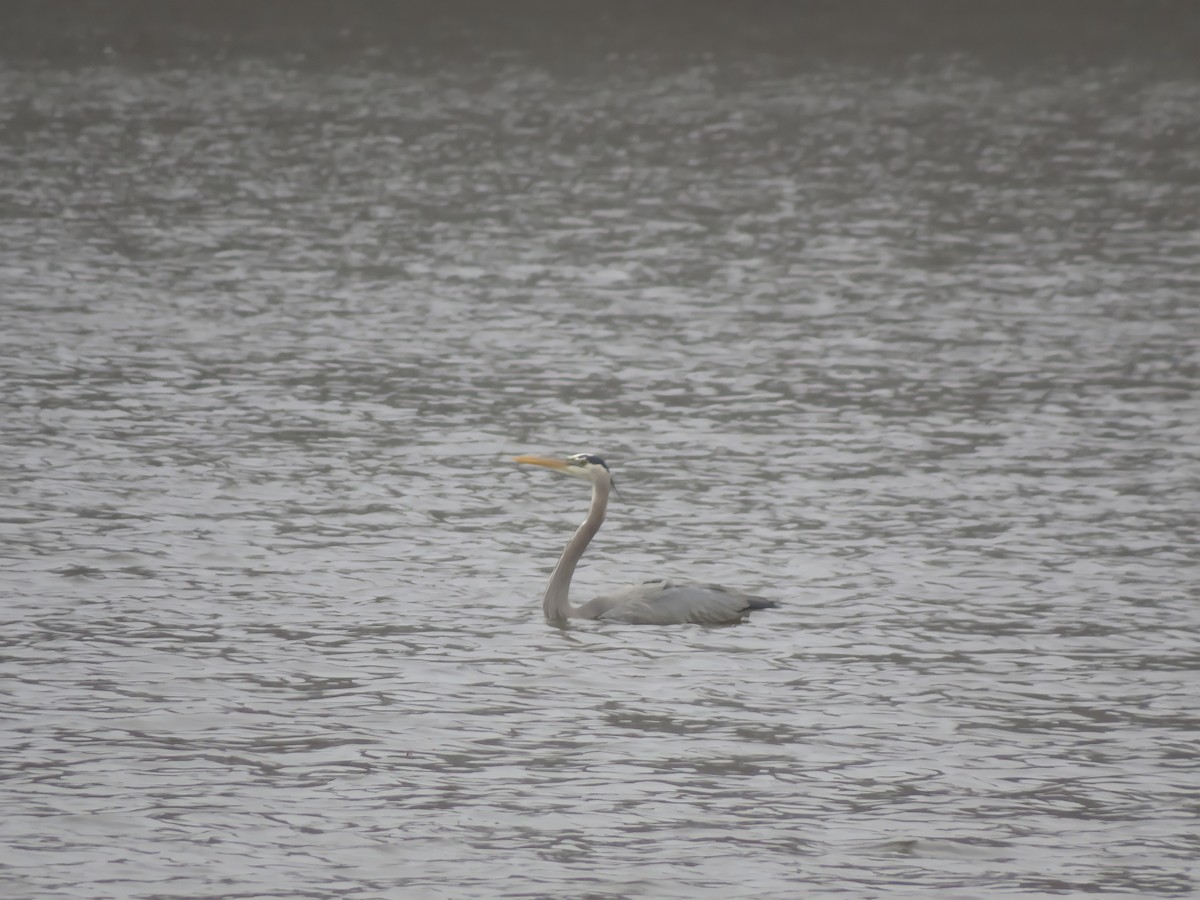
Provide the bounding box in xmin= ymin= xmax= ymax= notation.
xmin=743 ymin=596 xmax=779 ymax=611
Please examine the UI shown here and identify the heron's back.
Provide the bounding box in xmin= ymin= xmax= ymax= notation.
xmin=576 ymin=579 xmax=776 ymax=625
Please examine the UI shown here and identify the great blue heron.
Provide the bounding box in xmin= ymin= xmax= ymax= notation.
xmin=514 ymin=453 xmax=778 ymax=626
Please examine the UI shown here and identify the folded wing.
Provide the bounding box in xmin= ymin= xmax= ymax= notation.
xmin=576 ymin=578 xmax=777 ymax=625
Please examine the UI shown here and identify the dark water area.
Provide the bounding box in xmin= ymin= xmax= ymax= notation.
xmin=2 ymin=3 xmax=1198 ymax=898
xmin=3 ymin=1 xmax=1199 ymax=67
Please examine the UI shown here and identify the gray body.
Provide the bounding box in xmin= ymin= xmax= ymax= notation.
xmin=576 ymin=578 xmax=775 ymax=625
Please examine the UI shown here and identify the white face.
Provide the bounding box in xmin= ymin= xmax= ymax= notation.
xmin=566 ymin=453 xmax=611 ymax=480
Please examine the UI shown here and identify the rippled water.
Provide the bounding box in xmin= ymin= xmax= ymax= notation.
xmin=2 ymin=4 xmax=1199 ymax=897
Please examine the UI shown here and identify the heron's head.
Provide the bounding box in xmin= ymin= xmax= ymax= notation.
xmin=514 ymin=453 xmax=612 ymax=484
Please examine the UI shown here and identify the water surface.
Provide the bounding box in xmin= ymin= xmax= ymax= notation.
xmin=2 ymin=3 xmax=1198 ymax=897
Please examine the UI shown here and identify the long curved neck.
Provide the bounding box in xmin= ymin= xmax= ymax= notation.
xmin=543 ymin=476 xmax=610 ymax=624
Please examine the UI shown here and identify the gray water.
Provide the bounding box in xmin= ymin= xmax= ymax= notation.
xmin=2 ymin=4 xmax=1199 ymax=898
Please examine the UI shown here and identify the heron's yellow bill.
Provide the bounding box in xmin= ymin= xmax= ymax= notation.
xmin=513 ymin=455 xmax=570 ymax=471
